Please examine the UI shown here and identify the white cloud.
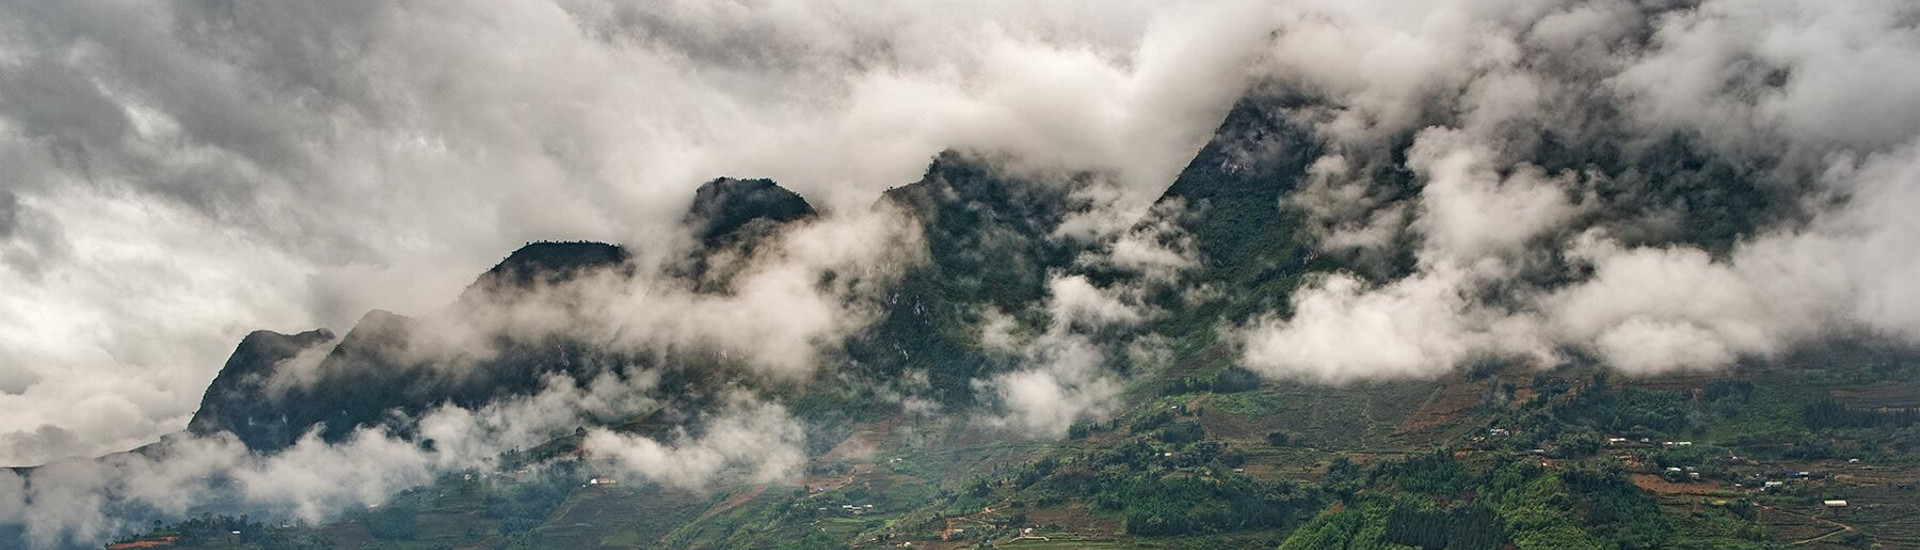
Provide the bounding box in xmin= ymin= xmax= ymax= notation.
xmin=1291 ymin=155 xmax=1407 ymax=251
xmin=0 ymin=0 xmax=1285 ymax=463
xmin=582 ymin=397 xmax=806 ymax=492
xmin=0 ymin=370 xmax=679 ymax=548
xmin=981 ymin=227 xmax=1184 ymax=437
xmin=1547 ymin=138 xmax=1920 ymax=373
xmin=1406 ymin=126 xmax=1583 ymax=267
xmin=1614 ymin=0 xmax=1920 ymax=162
xmin=1593 ymin=318 xmax=1737 ymax=375
xmin=1241 ymin=269 xmax=1552 ymax=384
xmin=1241 ymin=0 xmax=1920 ymax=381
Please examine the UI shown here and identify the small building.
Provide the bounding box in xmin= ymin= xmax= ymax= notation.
xmin=1824 ymin=500 xmax=1848 ymax=508
xmin=105 ymin=536 xmax=178 ymax=550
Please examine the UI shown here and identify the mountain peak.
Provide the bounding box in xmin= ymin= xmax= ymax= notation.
xmin=185 ymin=328 xmax=335 ymax=442
xmin=684 ymin=177 xmax=815 ymax=248
xmin=467 ymin=241 xmax=629 ymax=295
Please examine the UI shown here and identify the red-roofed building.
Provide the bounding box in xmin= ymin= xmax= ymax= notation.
xmin=105 ymin=535 xmax=178 ymax=549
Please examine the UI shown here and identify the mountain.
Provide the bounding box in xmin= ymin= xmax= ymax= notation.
xmin=464 ymin=241 xmax=633 ymax=298
xmin=841 ymin=151 xmax=1081 ymax=403
xmin=187 ymin=182 xmax=814 ymax=453
xmin=684 ymin=177 xmax=817 ymax=249
xmin=98 ymin=92 xmax=1920 ymax=550
xmin=184 ymin=329 xmax=338 ymax=451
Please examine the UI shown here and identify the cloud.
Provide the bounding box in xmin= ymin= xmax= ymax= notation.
xmin=1613 ymin=0 xmax=1920 ymax=162
xmin=1240 ymin=0 xmax=1920 ymax=381
xmin=981 ymin=219 xmax=1189 ymax=436
xmin=1548 ymin=138 xmax=1920 ymax=371
xmin=1405 ymin=127 xmax=1584 ymax=268
xmin=1592 ymin=318 xmax=1737 ymax=375
xmin=1241 ymin=269 xmax=1552 ymax=384
xmin=4 ymin=3 xmax=1920 ymax=546
xmin=582 ymin=396 xmax=806 ymax=492
xmin=300 ymin=205 xmax=929 ymax=386
xmin=1074 ymin=198 xmax=1202 ymax=284
xmin=978 ymin=279 xmax=1132 ymax=437
xmin=0 ymin=0 xmax=1282 ymax=464
xmin=983 ymin=336 xmax=1121 ymax=437
xmin=1290 ymin=155 xmax=1407 ymax=252
xmin=0 ymin=370 xmax=683 ymax=548
xmin=1543 ymin=234 xmax=1829 ymax=369
xmin=0 ymin=470 xmax=20 ymax=525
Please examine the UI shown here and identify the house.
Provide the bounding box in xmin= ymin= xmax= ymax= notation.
xmin=1824 ymin=500 xmax=1848 ymax=508
xmin=588 ymin=476 xmax=617 ymax=485
xmin=105 ymin=536 xmax=178 ymax=550
xmin=1763 ymin=481 xmax=1785 ymax=490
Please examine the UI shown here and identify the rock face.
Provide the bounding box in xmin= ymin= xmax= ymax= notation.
xmin=185 ymin=329 xmax=337 ymax=449
xmin=180 ymin=118 xmax=1344 ymax=453
xmin=464 ymin=241 xmax=632 ymax=297
xmin=1155 ymin=95 xmax=1329 ymax=320
xmin=684 ymin=177 xmax=816 ymax=249
xmin=677 ymin=177 xmax=818 ymax=287
xmin=187 ymin=178 xmax=826 ymax=453
xmin=841 ymin=151 xmax=1081 ymax=402
xmin=188 ymin=242 xmax=638 ymax=451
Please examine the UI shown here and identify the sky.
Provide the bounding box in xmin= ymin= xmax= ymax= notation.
xmin=0 ymin=0 xmax=1274 ymax=467
xmin=2 ymin=3 xmax=1920 ymax=544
